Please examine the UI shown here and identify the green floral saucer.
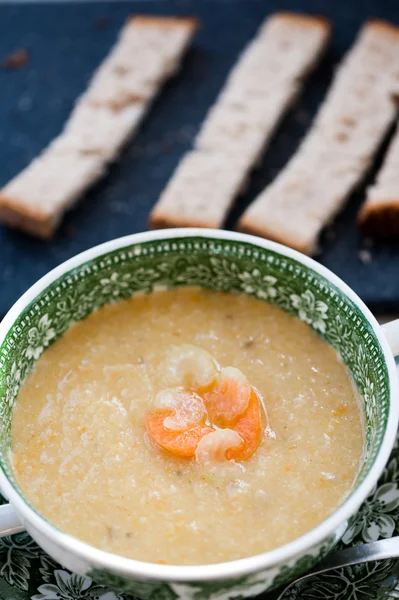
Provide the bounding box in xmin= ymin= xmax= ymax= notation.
xmin=1 ymin=431 xmax=399 ymax=600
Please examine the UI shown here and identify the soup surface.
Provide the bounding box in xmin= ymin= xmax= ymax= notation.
xmin=11 ymin=287 xmax=364 ymax=565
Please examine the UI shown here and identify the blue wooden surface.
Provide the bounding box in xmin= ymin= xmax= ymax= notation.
xmin=0 ymin=0 xmax=398 ymax=316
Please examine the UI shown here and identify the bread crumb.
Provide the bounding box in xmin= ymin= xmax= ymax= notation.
xmin=94 ymin=16 xmax=112 ymax=30
xmin=358 ymin=249 xmax=373 ymax=264
xmin=2 ymin=49 xmax=29 ymax=69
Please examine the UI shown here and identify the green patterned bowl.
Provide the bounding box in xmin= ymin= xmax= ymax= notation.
xmin=0 ymin=229 xmax=398 ymax=600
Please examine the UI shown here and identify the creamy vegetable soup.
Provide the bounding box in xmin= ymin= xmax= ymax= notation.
xmin=11 ymin=287 xmax=364 ymax=565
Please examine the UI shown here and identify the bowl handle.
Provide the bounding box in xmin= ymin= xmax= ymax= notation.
xmin=382 ymin=319 xmax=399 ymax=361
xmin=0 ymin=503 xmax=24 ymax=536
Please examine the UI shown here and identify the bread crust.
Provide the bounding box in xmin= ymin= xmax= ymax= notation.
xmin=149 ymin=211 xmax=219 ymax=230
xmin=269 ymin=12 xmax=331 ymax=31
xmin=238 ymin=215 xmax=313 ymax=255
xmin=364 ymin=18 xmax=399 ymax=39
xmin=358 ymin=200 xmax=399 ymax=237
xmin=129 ymin=15 xmax=200 ymax=31
xmin=0 ymin=194 xmax=55 ymax=238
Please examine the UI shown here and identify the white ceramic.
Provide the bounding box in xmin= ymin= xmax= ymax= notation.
xmin=0 ymin=229 xmax=397 ymax=600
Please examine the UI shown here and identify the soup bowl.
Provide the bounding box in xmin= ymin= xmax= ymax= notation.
xmin=0 ymin=229 xmax=397 ymax=599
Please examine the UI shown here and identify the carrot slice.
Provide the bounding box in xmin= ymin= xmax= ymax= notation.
xmin=146 ymin=410 xmax=214 ymax=458
xmin=226 ymin=388 xmax=264 ymax=461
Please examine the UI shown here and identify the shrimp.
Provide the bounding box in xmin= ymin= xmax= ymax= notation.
xmin=146 ymin=411 xmax=213 ymax=458
xmin=204 ymin=366 xmax=251 ymax=426
xmin=146 ymin=387 xmax=213 ymax=457
xmin=195 ymin=429 xmax=242 ymax=464
xmin=153 ymin=388 xmax=206 ymax=431
xmin=163 ymin=345 xmax=219 ymax=391
xmin=198 ymin=387 xmax=264 ymax=463
xmin=145 ymin=346 xmax=267 ymax=462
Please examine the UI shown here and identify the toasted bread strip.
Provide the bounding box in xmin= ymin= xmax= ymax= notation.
xmin=149 ymin=12 xmax=331 ymax=229
xmin=195 ymin=90 xmax=300 ymax=169
xmin=239 ymin=20 xmax=399 ymax=255
xmin=85 ymin=16 xmax=199 ymax=109
xmin=53 ymin=101 xmax=147 ymax=161
xmin=0 ymin=149 xmax=105 ymax=238
xmin=150 ymin=151 xmax=252 ymax=229
xmin=0 ymin=16 xmax=198 ymax=238
xmin=358 ymin=123 xmax=399 ymax=236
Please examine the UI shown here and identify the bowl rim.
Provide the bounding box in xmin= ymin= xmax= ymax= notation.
xmin=0 ymin=228 xmax=397 ymax=583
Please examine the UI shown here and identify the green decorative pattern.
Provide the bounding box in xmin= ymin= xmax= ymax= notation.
xmin=280 ymin=559 xmax=399 ymax=599
xmin=0 ymin=235 xmax=393 ymax=599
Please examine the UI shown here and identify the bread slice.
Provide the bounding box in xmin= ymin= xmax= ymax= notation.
xmin=195 ymin=89 xmax=300 ymax=170
xmin=0 ymin=148 xmax=105 ymax=238
xmin=239 ymin=20 xmax=399 ymax=254
xmin=150 ymin=150 xmax=252 ymax=229
xmin=358 ymin=123 xmax=399 ymax=236
xmin=149 ymin=12 xmax=331 ymax=229
xmin=85 ymin=16 xmax=199 ymax=109
xmin=219 ymin=13 xmax=330 ymax=103
xmin=0 ymin=15 xmax=198 ymax=238
xmin=53 ymin=99 xmax=147 ymax=161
